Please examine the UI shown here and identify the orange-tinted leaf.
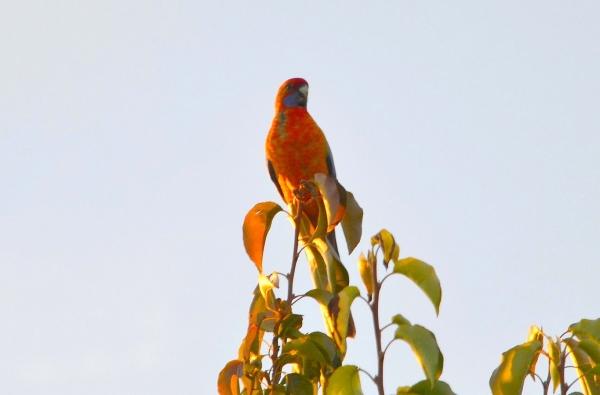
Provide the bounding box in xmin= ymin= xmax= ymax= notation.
xmin=218 ymin=360 xmax=243 ymax=395
xmin=243 ymin=202 xmax=283 ymax=272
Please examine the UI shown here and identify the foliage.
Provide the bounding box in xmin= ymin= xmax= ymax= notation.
xmin=490 ymin=319 xmax=600 ymax=395
xmin=218 ymin=174 xmax=455 ymax=395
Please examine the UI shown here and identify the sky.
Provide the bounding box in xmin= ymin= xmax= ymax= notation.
xmin=1 ymin=2 xmax=599 ymax=394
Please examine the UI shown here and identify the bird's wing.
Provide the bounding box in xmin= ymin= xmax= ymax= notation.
xmin=267 ymin=159 xmax=286 ymax=202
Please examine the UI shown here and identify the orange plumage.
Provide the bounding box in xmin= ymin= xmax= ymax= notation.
xmin=265 ymin=78 xmax=336 ymax=229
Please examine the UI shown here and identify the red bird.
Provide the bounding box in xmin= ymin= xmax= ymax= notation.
xmin=265 ymin=78 xmax=356 ymax=339
xmin=265 ymin=78 xmax=339 ymax=251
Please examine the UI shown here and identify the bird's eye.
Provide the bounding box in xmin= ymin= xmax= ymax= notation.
xmin=286 ymin=85 xmax=292 ymax=90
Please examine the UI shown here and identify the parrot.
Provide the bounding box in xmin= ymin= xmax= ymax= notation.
xmin=265 ymin=77 xmax=355 ymax=338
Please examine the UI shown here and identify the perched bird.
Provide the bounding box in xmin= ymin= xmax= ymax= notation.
xmin=265 ymin=78 xmax=355 ymax=339
xmin=265 ymin=77 xmax=338 ymax=251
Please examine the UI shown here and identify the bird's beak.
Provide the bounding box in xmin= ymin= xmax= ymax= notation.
xmin=298 ymin=85 xmax=308 ymax=98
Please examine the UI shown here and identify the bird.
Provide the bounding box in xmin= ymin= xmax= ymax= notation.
xmin=265 ymin=77 xmax=338 ymax=251
xmin=265 ymin=77 xmax=355 ymax=338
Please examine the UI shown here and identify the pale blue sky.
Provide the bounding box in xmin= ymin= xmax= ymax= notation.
xmin=1 ymin=2 xmax=599 ymax=394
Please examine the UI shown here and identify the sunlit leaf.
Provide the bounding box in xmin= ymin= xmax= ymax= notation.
xmin=526 ymin=326 xmax=544 ymax=379
xmin=397 ymin=380 xmax=458 ymax=395
xmin=218 ymin=360 xmax=243 ymax=395
xmin=357 ymin=253 xmax=374 ymax=301
xmin=379 ymin=229 xmax=397 ymax=267
xmin=547 ymin=335 xmax=561 ymax=393
xmin=393 ymin=258 xmax=442 ymax=315
xmin=330 ymin=286 xmax=360 ymax=345
xmin=489 ymin=340 xmax=543 ymax=395
xmin=325 ymin=365 xmax=363 ymax=395
xmin=258 ymin=273 xmax=276 ymax=311
xmin=570 ymin=319 xmax=600 ymax=346
xmin=285 ymin=373 xmax=314 ymax=395
xmin=243 ymin=202 xmax=283 ymax=272
xmin=565 ymin=338 xmax=600 ymax=395
xmin=394 ymin=324 xmax=444 ymax=387
xmin=341 ymin=191 xmax=363 ymax=254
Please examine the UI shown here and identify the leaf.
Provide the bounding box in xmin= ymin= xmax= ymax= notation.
xmin=242 ymin=202 xmax=283 ymax=272
xmin=304 ymin=287 xmax=359 ymax=355
xmin=280 ymin=332 xmax=342 ymax=381
xmin=314 ymin=173 xmax=346 ymax=232
xmin=217 ymin=360 xmax=243 ymax=395
xmin=285 ymin=373 xmax=314 ymax=395
xmin=489 ymin=340 xmax=543 ymax=395
xmin=341 ymin=191 xmax=363 ymax=254
xmin=397 ymin=380 xmax=458 ymax=395
xmin=565 ymin=338 xmax=600 ymax=395
xmin=378 ymin=229 xmax=398 ymax=267
xmin=392 ymin=314 xmax=412 ymax=327
xmin=258 ymin=273 xmax=276 ymax=311
xmin=579 ymin=339 xmax=600 ymax=365
xmin=526 ymin=326 xmax=544 ymax=379
xmin=357 ymin=253 xmax=374 ymax=301
xmin=394 ymin=324 xmax=444 ymax=388
xmin=393 ymin=258 xmax=442 ymax=315
xmin=326 ymin=365 xmax=364 ymax=395
xmin=547 ymin=335 xmax=561 ymax=393
xmin=330 ymin=286 xmax=360 ymax=346
xmin=277 ymin=314 xmax=304 ymax=340
xmin=304 ymin=245 xmax=329 ymax=291
xmin=570 ymin=319 xmax=600 ymax=346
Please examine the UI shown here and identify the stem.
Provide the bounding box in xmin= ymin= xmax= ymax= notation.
xmin=371 ymin=249 xmax=385 ymax=395
xmin=273 ymin=202 xmax=304 ymax=387
xmin=286 ymin=202 xmax=304 ymax=311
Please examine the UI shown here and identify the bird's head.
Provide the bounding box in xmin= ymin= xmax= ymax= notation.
xmin=275 ymin=78 xmax=309 ymax=110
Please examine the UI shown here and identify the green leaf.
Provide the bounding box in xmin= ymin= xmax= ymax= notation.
xmin=489 ymin=340 xmax=543 ymax=395
xmin=393 ymin=258 xmax=442 ymax=315
xmin=285 ymin=373 xmax=314 ymax=395
xmin=277 ymin=314 xmax=304 ymax=340
xmin=243 ymin=202 xmax=283 ymax=272
xmin=325 ymin=365 xmax=363 ymax=395
xmin=304 ymin=245 xmax=329 ymax=291
xmin=280 ymin=332 xmax=342 ymax=381
xmin=571 ymin=319 xmax=600 ymax=345
xmin=394 ymin=324 xmax=444 ymax=387
xmin=218 ymin=360 xmax=243 ymax=395
xmin=397 ymin=380 xmax=458 ymax=395
xmin=392 ymin=314 xmax=412 ymax=327
xmin=341 ymin=191 xmax=363 ymax=254
xmin=565 ymin=338 xmax=600 ymax=395
xmin=579 ymin=339 xmax=600 ymax=365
